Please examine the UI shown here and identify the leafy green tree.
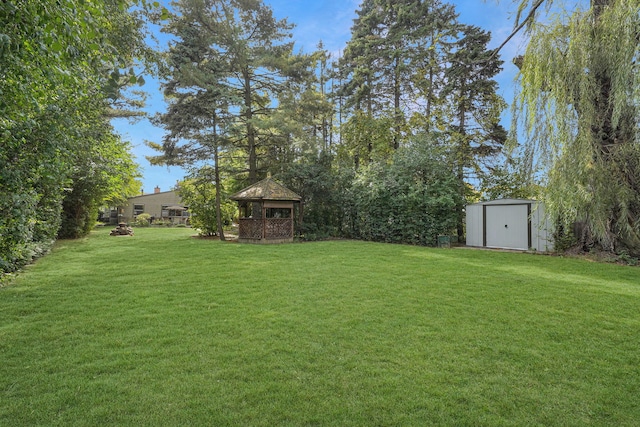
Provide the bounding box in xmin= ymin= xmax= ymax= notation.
xmin=512 ymin=0 xmax=639 ymax=253
xmin=480 ymin=154 xmax=539 ymax=201
xmin=278 ymin=151 xmax=350 ymax=240
xmin=59 ymin=122 xmax=141 ymax=238
xmin=179 ymin=167 xmax=235 ymax=237
xmin=1 ymin=0 xmax=147 ymax=273
xmin=338 ymin=112 xmax=395 ymax=169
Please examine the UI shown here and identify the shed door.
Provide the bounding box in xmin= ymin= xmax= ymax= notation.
xmin=485 ymin=204 xmax=530 ymax=250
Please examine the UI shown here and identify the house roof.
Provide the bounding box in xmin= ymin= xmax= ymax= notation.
xmin=230 ymin=177 xmax=301 ymax=201
xmin=127 ymin=190 xmax=179 ymax=201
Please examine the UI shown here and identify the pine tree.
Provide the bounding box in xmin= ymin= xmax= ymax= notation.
xmin=148 ymin=0 xmax=238 ymax=239
xmin=151 ymin=0 xmax=299 ymax=185
xmin=442 ymin=24 xmax=507 ymax=239
xmin=336 ymin=0 xmax=468 ymax=167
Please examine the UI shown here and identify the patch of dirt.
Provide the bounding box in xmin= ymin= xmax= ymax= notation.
xmin=553 ymin=245 xmax=638 ymax=266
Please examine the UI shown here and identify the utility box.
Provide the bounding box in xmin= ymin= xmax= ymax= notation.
xmin=437 ymin=235 xmax=451 ymax=248
xmin=465 ymin=199 xmax=553 ymax=252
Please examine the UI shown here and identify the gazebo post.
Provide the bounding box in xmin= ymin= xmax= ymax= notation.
xmin=262 ymin=201 xmax=266 ymax=240
xmin=290 ymin=206 xmax=294 ymax=238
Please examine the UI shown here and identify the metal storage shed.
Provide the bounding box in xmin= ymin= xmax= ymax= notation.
xmin=465 ymin=199 xmax=553 ymax=252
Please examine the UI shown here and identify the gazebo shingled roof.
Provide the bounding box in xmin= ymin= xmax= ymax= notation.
xmin=230 ymin=177 xmax=301 ymax=202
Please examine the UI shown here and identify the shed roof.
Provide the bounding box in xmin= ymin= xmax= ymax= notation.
xmin=230 ymin=177 xmax=301 ymax=201
xmin=467 ymin=198 xmax=541 ymax=207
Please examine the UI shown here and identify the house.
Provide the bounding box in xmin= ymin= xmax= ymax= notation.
xmin=107 ymin=186 xmax=189 ymax=225
xmin=465 ymin=199 xmax=553 ymax=252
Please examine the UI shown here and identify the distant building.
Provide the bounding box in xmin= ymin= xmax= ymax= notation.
xmin=105 ymin=186 xmax=189 ymax=225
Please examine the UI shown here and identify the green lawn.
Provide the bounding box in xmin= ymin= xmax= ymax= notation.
xmin=2 ymin=227 xmax=639 ymax=426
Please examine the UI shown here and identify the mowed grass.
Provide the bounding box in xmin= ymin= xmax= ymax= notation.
xmin=1 ymin=228 xmax=640 ymax=426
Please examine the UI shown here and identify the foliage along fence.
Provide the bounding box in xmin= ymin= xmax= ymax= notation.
xmin=343 ymin=142 xmax=461 ymax=245
xmin=280 ymin=139 xmax=461 ymax=246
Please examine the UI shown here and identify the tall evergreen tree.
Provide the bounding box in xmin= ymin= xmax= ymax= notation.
xmin=151 ymin=0 xmax=300 ymax=186
xmin=442 ymin=24 xmax=507 ymax=239
xmin=148 ymin=0 xmax=240 ymax=239
xmin=336 ymin=0 xmax=472 ymax=167
xmin=408 ymin=1 xmax=459 ymax=132
xmin=336 ymin=1 xmax=507 ymax=242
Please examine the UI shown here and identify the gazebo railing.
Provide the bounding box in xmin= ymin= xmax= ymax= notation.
xmin=238 ymin=218 xmax=293 ymax=240
xmin=238 ymin=218 xmax=264 ymax=239
xmin=265 ymin=218 xmax=293 ymax=239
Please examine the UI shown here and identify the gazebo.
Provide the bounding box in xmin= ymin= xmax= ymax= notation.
xmin=230 ymin=177 xmax=301 ymax=243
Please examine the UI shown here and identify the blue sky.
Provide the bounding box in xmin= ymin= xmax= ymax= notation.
xmin=113 ymin=0 xmax=527 ymax=194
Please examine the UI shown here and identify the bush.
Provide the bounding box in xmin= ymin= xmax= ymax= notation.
xmin=348 ymin=138 xmax=461 ymax=246
xmin=133 ymin=213 xmax=151 ymax=227
xmin=278 ymin=152 xmax=351 ymax=240
xmin=178 ymin=169 xmax=235 ymax=237
xmin=553 ymin=225 xmax=578 ymax=252
xmin=617 ymin=251 xmax=639 ymax=266
xmin=297 ymin=222 xmax=337 ymax=241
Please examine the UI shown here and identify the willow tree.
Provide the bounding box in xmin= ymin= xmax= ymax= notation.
xmin=513 ymin=0 xmax=639 ymax=253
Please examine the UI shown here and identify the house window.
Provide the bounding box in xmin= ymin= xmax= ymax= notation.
xmin=134 ymin=204 xmax=144 ymax=216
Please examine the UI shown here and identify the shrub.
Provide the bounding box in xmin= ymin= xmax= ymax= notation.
xmin=133 ymin=213 xmax=151 ymax=227
xmin=617 ymin=250 xmax=639 ymax=266
xmin=553 ymin=225 xmax=578 ymax=252
xmin=348 ymin=138 xmax=461 ymax=246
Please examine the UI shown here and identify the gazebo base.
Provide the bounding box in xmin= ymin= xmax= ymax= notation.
xmin=237 ymin=218 xmax=294 ymax=244
xmin=238 ymin=237 xmax=294 ymax=244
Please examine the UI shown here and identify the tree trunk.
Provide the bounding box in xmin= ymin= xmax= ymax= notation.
xmin=393 ymin=55 xmax=401 ymax=150
xmin=243 ymin=68 xmax=258 ymax=184
xmin=213 ymin=119 xmax=225 ymax=241
xmin=456 ymin=92 xmax=467 ymax=241
xmin=587 ymin=0 xmax=626 ymax=252
xmin=425 ymin=66 xmax=434 ymax=132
